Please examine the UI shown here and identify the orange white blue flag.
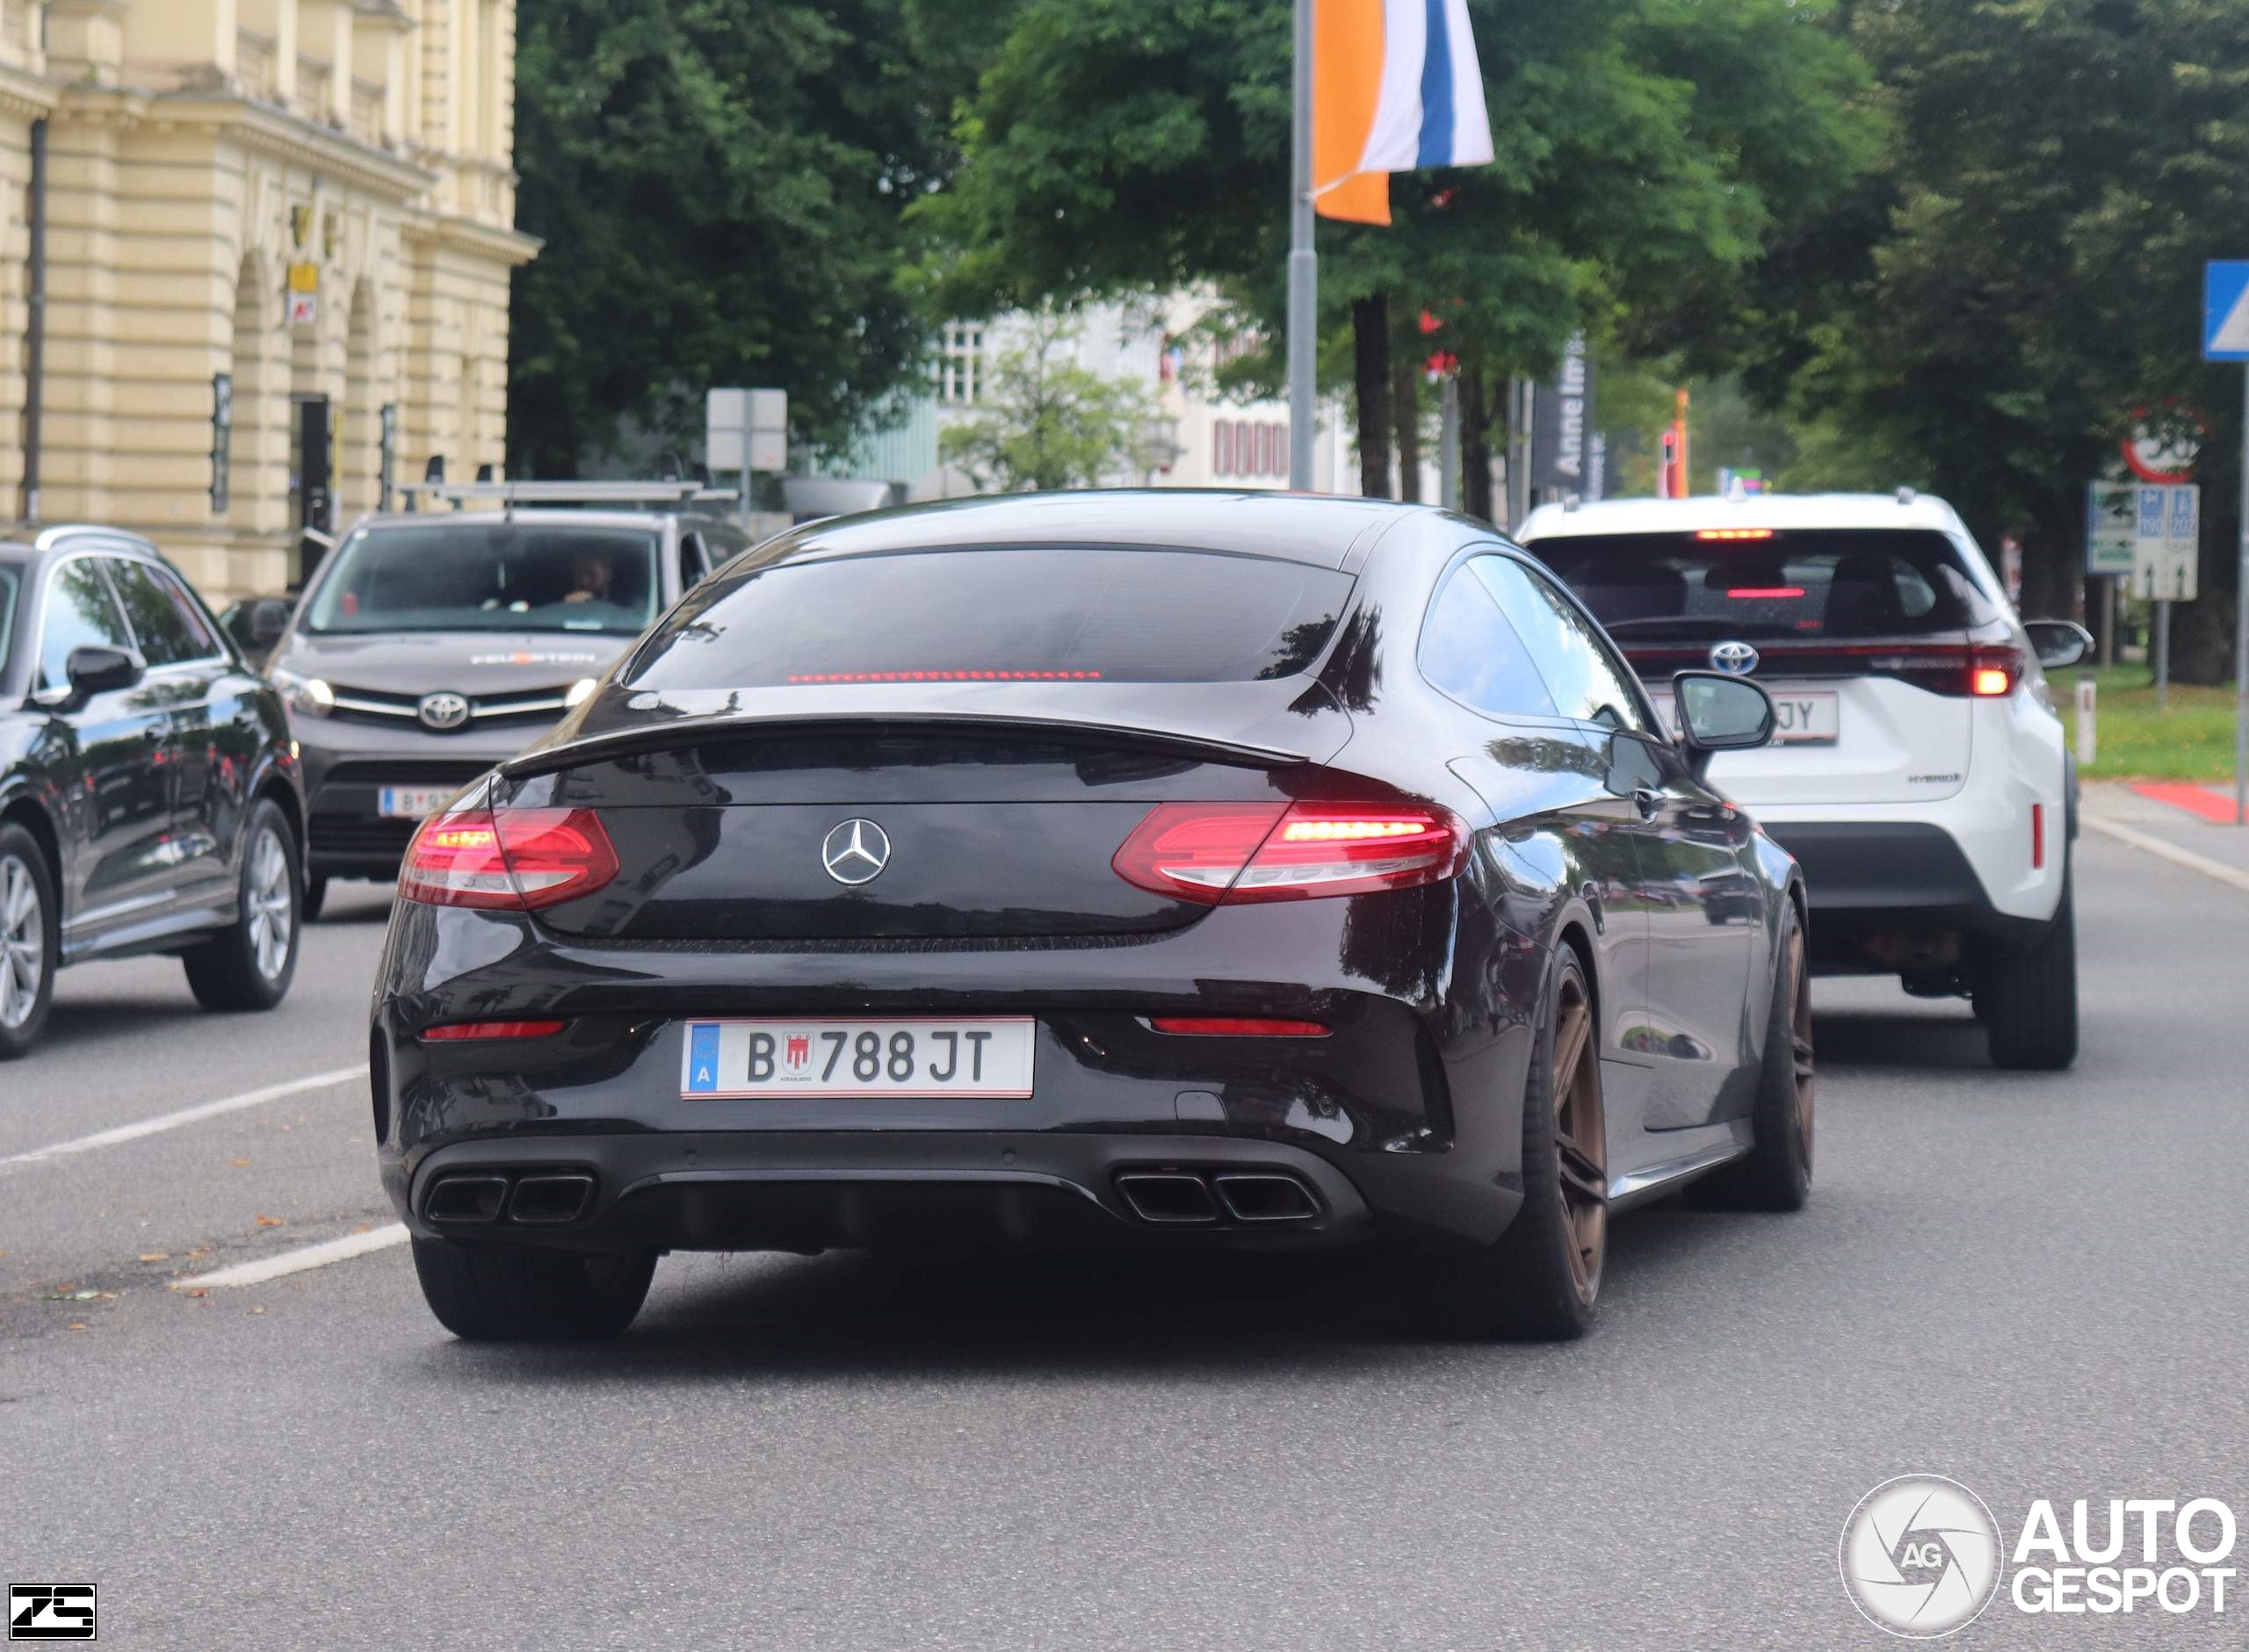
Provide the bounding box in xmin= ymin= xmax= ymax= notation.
xmin=1314 ymin=0 xmax=1495 ymax=225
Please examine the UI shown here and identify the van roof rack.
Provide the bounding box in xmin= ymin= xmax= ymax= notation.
xmin=396 ymin=480 xmax=740 ymax=513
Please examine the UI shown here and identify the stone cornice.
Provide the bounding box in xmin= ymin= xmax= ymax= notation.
xmin=404 ymin=206 xmax=543 ymax=267
xmin=0 ymin=64 xmax=61 ymax=124
xmin=121 ymin=93 xmax=438 ymax=202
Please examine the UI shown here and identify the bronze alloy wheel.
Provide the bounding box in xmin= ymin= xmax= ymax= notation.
xmin=1786 ymin=925 xmax=1814 ymax=1169
xmin=1550 ymin=972 xmax=1608 ymax=1307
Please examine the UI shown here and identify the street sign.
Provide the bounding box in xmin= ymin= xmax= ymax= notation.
xmin=2205 ymin=261 xmax=2249 ymax=361
xmin=2133 ymin=481 xmax=2198 ymax=600
xmin=707 ymin=387 xmax=787 ymax=474
xmin=287 ymin=292 xmax=319 ymax=327
xmin=2086 ymin=480 xmax=2135 ymax=575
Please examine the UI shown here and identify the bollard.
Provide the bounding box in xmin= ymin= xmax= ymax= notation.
xmin=2076 ymin=675 xmax=2097 ymax=768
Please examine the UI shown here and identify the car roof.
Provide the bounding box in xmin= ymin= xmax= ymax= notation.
xmin=763 ymin=489 xmax=1434 ymax=571
xmin=1516 ymin=492 xmax=1971 ymax=543
xmin=344 ymin=509 xmax=703 ymax=533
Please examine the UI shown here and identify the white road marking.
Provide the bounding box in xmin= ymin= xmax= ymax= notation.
xmin=174 ymin=1223 xmax=409 ymax=1289
xmin=2084 ymin=816 xmax=2249 ymax=898
xmin=0 ymin=1064 xmax=369 ymax=1172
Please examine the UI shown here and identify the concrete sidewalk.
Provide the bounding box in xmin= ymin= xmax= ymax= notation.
xmin=2080 ymin=779 xmax=2249 ymax=886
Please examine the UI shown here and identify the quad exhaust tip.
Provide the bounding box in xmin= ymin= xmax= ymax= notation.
xmin=423 ymin=1172 xmax=596 ymax=1226
xmin=1114 ymin=1170 xmax=1319 ymax=1226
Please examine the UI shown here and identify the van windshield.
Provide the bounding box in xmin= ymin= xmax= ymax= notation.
xmin=304 ymin=524 xmax=661 ymax=635
xmin=1532 ymin=529 xmax=2001 ymax=641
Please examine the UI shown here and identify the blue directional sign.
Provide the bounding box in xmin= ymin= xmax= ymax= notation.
xmin=2206 ymin=261 xmax=2249 ymax=361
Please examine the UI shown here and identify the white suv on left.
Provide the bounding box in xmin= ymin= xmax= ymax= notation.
xmin=1519 ymin=490 xmax=2089 ymax=1070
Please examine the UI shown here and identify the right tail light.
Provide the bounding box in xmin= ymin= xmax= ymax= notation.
xmin=1113 ymin=801 xmax=1469 ymax=905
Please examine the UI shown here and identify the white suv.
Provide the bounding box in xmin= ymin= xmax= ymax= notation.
xmin=1518 ymin=491 xmax=2089 ymax=1070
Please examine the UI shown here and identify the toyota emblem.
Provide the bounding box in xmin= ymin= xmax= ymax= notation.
xmin=821 ymin=819 xmax=891 ymax=886
xmin=1708 ymin=640 xmax=1760 ymax=676
xmin=417 ymin=691 xmax=471 ymax=731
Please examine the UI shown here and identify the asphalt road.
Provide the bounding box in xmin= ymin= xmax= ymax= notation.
xmin=3 ymin=839 xmax=2244 ymax=1649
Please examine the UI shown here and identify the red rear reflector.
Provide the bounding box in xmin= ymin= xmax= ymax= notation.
xmin=1149 ymin=1017 xmax=1331 ymax=1037
xmin=2031 ymin=804 xmax=2045 ymax=869
xmin=419 ymin=1020 xmax=568 ymax=1042
xmin=1696 ymin=528 xmax=1776 ymax=540
xmin=400 ymin=806 xmax=619 ymax=910
xmin=1113 ymin=801 xmax=1468 ymax=904
xmin=1725 ymin=587 xmax=1804 ymax=599
xmin=1971 ymin=666 xmax=2013 ymax=696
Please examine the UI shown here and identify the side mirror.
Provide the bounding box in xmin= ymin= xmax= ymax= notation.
xmin=2022 ymin=619 xmax=2092 ymax=670
xmin=249 ymin=598 xmax=293 ymax=647
xmin=1672 ymin=670 xmax=1775 ymax=777
xmin=66 ymin=645 xmax=143 ymax=699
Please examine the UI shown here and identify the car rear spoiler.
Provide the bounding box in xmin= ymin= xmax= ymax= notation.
xmin=497 ymin=711 xmax=1315 ymax=781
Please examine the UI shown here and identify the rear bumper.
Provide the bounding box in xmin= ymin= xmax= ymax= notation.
xmin=1761 ymin=821 xmax=2052 ymax=965
xmin=387 ymin=1130 xmax=1381 ymax=1254
xmin=370 ymin=888 xmax=1542 ymax=1253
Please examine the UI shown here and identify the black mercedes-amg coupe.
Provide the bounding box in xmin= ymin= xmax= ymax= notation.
xmin=372 ymin=492 xmax=1811 ymax=1341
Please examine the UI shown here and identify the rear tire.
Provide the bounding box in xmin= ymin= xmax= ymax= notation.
xmin=0 ymin=826 xmax=59 ymax=1060
xmin=412 ymin=1237 xmax=656 ymax=1340
xmin=1412 ymin=948 xmax=1606 ymax=1340
xmin=302 ymin=874 xmax=328 ymax=923
xmin=1692 ymin=899 xmax=1813 ymax=1210
xmin=1978 ymin=866 xmax=2078 ymax=1071
xmin=184 ymin=799 xmax=302 ymax=1011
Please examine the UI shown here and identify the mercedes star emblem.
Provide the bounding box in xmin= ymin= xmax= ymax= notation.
xmin=417 ymin=690 xmax=471 ymax=731
xmin=821 ymin=819 xmax=892 ymax=886
xmin=1708 ymin=640 xmax=1760 ymax=676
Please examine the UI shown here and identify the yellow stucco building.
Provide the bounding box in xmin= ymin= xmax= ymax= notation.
xmin=0 ymin=0 xmax=532 ymax=598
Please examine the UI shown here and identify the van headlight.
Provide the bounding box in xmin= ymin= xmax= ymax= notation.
xmin=566 ymin=677 xmax=598 ymax=707
xmin=270 ymin=669 xmax=335 ymax=718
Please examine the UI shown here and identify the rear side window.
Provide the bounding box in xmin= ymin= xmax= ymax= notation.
xmin=39 ymin=559 xmax=134 ymax=689
xmin=1472 ymin=557 xmax=1649 ymax=732
xmin=627 ymin=548 xmax=1355 ymax=689
xmin=1531 ymin=529 xmax=2000 ymax=642
xmin=1419 ymin=558 xmax=1557 ymax=718
xmin=105 ymin=559 xmax=214 ymax=667
xmin=0 ymin=563 xmax=19 ymax=683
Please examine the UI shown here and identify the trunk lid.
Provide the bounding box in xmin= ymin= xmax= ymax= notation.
xmin=506 ymin=683 xmax=1352 ymax=941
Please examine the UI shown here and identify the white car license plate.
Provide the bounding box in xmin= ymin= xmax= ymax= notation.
xmin=681 ymin=1017 xmax=1037 ymax=1099
xmin=378 ymin=785 xmax=457 ymax=819
xmin=1652 ymin=689 xmax=1839 ymax=746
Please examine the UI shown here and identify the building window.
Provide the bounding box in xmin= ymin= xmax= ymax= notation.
xmin=938 ymin=325 xmax=984 ymax=406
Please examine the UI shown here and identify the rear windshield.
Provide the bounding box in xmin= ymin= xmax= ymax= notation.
xmin=303 ymin=523 xmax=661 ymax=636
xmin=1530 ymin=530 xmax=2000 ymax=642
xmin=626 ymin=547 xmax=1355 ymax=689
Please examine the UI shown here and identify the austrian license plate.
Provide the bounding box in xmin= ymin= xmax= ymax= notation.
xmin=1652 ymin=689 xmax=1840 ymax=746
xmin=681 ymin=1017 xmax=1037 ymax=1099
xmin=378 ymin=785 xmax=457 ymax=819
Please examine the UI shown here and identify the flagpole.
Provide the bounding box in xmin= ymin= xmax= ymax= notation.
xmin=1287 ymin=0 xmax=1316 ymax=490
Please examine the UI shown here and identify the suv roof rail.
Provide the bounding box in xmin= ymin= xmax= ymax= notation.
xmin=396 ymin=480 xmax=740 ymax=512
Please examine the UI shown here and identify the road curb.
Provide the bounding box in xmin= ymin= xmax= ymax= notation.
xmin=2083 ymin=815 xmax=2249 ymax=898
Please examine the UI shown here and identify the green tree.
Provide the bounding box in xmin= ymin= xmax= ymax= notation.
xmin=909 ymin=0 xmax=1879 ymax=504
xmin=508 ymin=0 xmax=959 ymax=476
xmin=937 ymin=310 xmax=1159 ymax=490
xmin=1766 ymin=0 xmax=2249 ymax=668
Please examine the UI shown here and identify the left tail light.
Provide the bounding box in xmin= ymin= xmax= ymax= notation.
xmin=399 ymin=806 xmax=618 ymax=910
xmin=1113 ymin=801 xmax=1469 ymax=904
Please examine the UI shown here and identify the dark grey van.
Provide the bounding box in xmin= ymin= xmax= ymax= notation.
xmin=264 ymin=483 xmax=755 ymax=915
